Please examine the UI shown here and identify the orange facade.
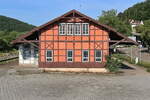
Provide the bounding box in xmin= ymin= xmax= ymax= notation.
xmin=11 ymin=10 xmax=137 ymax=68
xmin=39 ymin=20 xmax=109 ymax=66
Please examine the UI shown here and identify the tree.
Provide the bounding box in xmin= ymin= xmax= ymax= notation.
xmin=0 ymin=31 xmax=24 ymax=51
xmin=122 ymin=0 xmax=150 ymax=21
xmin=136 ymin=20 xmax=150 ymax=52
xmin=98 ymin=9 xmax=132 ymax=36
xmin=141 ymin=28 xmax=150 ymax=52
xmin=0 ymin=15 xmax=35 ymax=32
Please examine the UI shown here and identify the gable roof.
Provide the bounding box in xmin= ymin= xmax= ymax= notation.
xmin=12 ymin=9 xmax=138 ymax=45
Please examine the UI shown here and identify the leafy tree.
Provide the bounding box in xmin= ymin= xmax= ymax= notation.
xmin=0 ymin=38 xmax=9 ymax=51
xmin=122 ymin=0 xmax=150 ymax=21
xmin=135 ymin=20 xmax=150 ymax=52
xmin=141 ymin=28 xmax=150 ymax=52
xmin=0 ymin=15 xmax=35 ymax=51
xmin=98 ymin=9 xmax=132 ymax=36
xmin=0 ymin=31 xmax=25 ymax=51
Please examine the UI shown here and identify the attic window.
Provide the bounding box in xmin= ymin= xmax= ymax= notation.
xmin=59 ymin=23 xmax=89 ymax=35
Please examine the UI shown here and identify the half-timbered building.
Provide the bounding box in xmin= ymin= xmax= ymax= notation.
xmin=12 ymin=10 xmax=138 ymax=72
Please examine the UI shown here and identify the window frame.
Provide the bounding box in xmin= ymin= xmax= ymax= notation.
xmin=46 ymin=50 xmax=53 ymax=62
xmin=59 ymin=23 xmax=89 ymax=36
xmin=74 ymin=23 xmax=81 ymax=35
xmin=67 ymin=50 xmax=73 ymax=62
xmin=82 ymin=50 xmax=89 ymax=62
xmin=67 ymin=23 xmax=74 ymax=35
xmin=23 ymin=45 xmax=31 ymax=60
xmin=82 ymin=23 xmax=89 ymax=35
xmin=95 ymin=50 xmax=102 ymax=62
xmin=59 ymin=23 xmax=66 ymax=35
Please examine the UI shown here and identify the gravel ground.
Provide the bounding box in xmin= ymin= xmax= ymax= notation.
xmin=0 ymin=71 xmax=150 ymax=100
xmin=0 ymin=60 xmax=150 ymax=100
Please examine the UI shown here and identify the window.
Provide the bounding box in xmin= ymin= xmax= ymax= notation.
xmin=74 ymin=23 xmax=81 ymax=35
xmin=67 ymin=50 xmax=73 ymax=62
xmin=46 ymin=50 xmax=53 ymax=62
xmin=95 ymin=50 xmax=102 ymax=62
xmin=82 ymin=50 xmax=89 ymax=62
xmin=59 ymin=23 xmax=89 ymax=35
xmin=82 ymin=23 xmax=89 ymax=35
xmin=34 ymin=48 xmax=38 ymax=58
xmin=23 ymin=45 xmax=31 ymax=60
xmin=67 ymin=23 xmax=74 ymax=35
xmin=59 ymin=23 xmax=66 ymax=35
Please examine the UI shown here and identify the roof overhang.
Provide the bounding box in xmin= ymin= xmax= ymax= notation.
xmin=11 ymin=10 xmax=138 ymax=46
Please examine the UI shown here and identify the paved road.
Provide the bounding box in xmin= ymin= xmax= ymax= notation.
xmin=0 ymin=67 xmax=150 ymax=100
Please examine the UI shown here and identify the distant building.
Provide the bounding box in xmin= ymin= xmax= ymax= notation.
xmin=129 ymin=19 xmax=144 ymax=32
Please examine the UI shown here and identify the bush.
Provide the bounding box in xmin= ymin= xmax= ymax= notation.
xmin=105 ymin=56 xmax=122 ymax=73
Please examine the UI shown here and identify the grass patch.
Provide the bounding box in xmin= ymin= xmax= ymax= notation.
xmin=137 ymin=61 xmax=150 ymax=68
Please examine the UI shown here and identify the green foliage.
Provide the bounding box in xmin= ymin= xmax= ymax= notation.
xmin=105 ymin=56 xmax=122 ymax=73
xmin=0 ymin=31 xmax=25 ymax=51
xmin=112 ymin=54 xmax=135 ymax=64
xmin=138 ymin=61 xmax=150 ymax=68
xmin=135 ymin=20 xmax=150 ymax=52
xmin=98 ymin=9 xmax=132 ymax=36
xmin=0 ymin=49 xmax=18 ymax=56
xmin=0 ymin=15 xmax=35 ymax=32
xmin=141 ymin=29 xmax=150 ymax=51
xmin=121 ymin=0 xmax=150 ymax=21
xmin=0 ymin=15 xmax=36 ymax=51
xmin=136 ymin=19 xmax=150 ymax=33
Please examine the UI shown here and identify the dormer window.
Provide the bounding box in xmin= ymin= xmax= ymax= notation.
xmin=59 ymin=23 xmax=89 ymax=35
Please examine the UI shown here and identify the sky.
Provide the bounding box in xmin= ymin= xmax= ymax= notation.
xmin=0 ymin=0 xmax=144 ymax=26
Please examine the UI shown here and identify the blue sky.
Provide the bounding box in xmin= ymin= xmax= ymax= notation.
xmin=0 ymin=0 xmax=144 ymax=26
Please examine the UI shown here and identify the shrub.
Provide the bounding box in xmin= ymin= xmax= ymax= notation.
xmin=105 ymin=56 xmax=122 ymax=73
